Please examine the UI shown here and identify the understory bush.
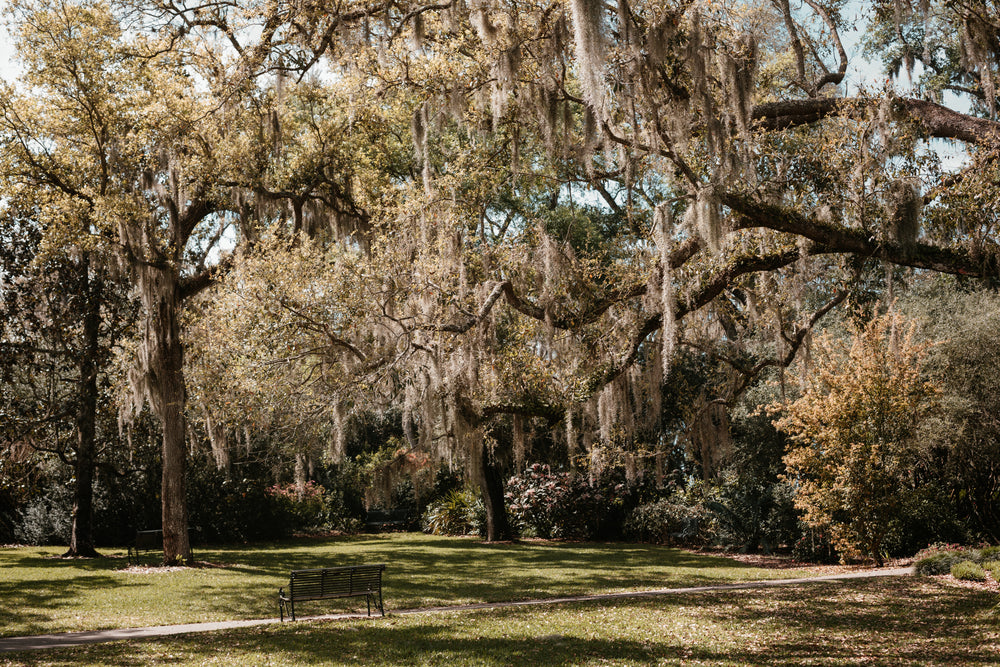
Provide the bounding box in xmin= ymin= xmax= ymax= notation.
xmin=505 ymin=464 xmax=650 ymax=540
xmin=951 ymin=560 xmax=987 ymax=581
xmin=12 ymin=488 xmax=72 ymax=546
xmin=792 ymin=528 xmax=839 ymax=564
xmin=913 ymin=543 xmax=1000 ymax=575
xmin=268 ymin=481 xmax=329 ymax=532
xmin=624 ymin=498 xmax=714 ymax=546
xmin=422 ymin=489 xmax=483 ymax=536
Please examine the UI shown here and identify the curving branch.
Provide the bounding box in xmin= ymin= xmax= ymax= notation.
xmin=751 ymin=96 xmax=1000 ymax=143
xmin=723 ymin=192 xmax=1000 ymax=277
xmin=802 ymin=0 xmax=848 ymax=92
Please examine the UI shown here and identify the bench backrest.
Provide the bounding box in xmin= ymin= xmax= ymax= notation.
xmin=288 ymin=564 xmax=385 ymax=601
xmin=135 ymin=530 xmax=163 ymax=549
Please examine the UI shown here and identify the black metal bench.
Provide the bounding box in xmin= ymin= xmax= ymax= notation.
xmin=127 ymin=528 xmax=200 ymax=565
xmin=278 ymin=564 xmax=386 ymax=621
xmin=364 ymin=508 xmax=413 ymax=532
xmin=127 ymin=529 xmax=163 ymax=565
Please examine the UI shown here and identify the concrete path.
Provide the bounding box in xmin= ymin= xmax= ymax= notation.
xmin=0 ymin=567 xmax=911 ymax=654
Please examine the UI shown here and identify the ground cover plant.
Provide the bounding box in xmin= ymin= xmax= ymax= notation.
xmin=2 ymin=576 xmax=996 ymax=666
xmin=913 ymin=543 xmax=1000 ymax=575
xmin=0 ymin=533 xmax=815 ymax=638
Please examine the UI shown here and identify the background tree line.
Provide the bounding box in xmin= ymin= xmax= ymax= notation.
xmin=2 ymin=0 xmax=1000 ymax=562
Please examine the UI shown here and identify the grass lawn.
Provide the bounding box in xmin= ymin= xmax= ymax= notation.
xmin=1 ymin=576 xmax=997 ymax=666
xmin=0 ymin=533 xmax=815 ymax=637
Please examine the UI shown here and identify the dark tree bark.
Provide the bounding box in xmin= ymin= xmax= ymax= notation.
xmin=135 ymin=262 xmax=193 ymax=565
xmin=64 ymin=257 xmax=101 ymax=558
xmin=480 ymin=441 xmax=512 ymax=542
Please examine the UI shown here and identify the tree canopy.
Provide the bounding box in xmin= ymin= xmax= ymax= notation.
xmin=3 ymin=0 xmax=1000 ymax=548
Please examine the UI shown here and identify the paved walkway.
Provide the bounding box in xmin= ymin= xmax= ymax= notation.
xmin=0 ymin=567 xmax=911 ymax=653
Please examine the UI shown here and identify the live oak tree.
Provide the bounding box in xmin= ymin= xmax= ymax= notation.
xmin=185 ymin=0 xmax=1000 ymax=540
xmin=0 ymin=0 xmax=263 ymax=562
xmin=7 ymin=0 xmax=1000 ymax=546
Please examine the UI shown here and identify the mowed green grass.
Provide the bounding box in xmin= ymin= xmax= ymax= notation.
xmin=0 ymin=533 xmax=813 ymax=637
xmin=2 ymin=576 xmax=996 ymax=666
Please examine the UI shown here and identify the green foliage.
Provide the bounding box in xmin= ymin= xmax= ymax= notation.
xmin=915 ymin=551 xmax=975 ymax=575
xmin=950 ymin=560 xmax=988 ymax=581
xmin=624 ymin=498 xmax=715 ymax=547
xmin=709 ymin=411 xmax=801 ymax=553
xmin=421 ymin=489 xmax=484 ymax=536
xmin=505 ymin=465 xmax=654 ymax=541
xmin=267 ymin=482 xmax=329 ymax=533
xmin=902 ymin=280 xmax=1000 ymax=542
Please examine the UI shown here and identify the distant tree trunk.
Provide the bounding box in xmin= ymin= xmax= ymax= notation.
xmin=137 ymin=264 xmax=192 ymax=565
xmin=480 ymin=441 xmax=511 ymax=541
xmin=65 ymin=260 xmax=101 ymax=558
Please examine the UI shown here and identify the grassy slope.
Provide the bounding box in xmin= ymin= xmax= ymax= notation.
xmin=0 ymin=533 xmax=813 ymax=637
xmin=2 ymin=577 xmax=997 ymax=666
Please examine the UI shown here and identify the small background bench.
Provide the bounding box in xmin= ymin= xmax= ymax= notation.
xmin=364 ymin=508 xmax=414 ymax=532
xmin=279 ymin=564 xmax=386 ymax=621
xmin=127 ymin=530 xmax=163 ymax=565
xmin=127 ymin=528 xmax=200 ymax=565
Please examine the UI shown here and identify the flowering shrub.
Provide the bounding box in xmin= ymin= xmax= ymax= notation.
xmin=913 ymin=542 xmax=1000 ymax=574
xmin=267 ymin=481 xmax=327 ymax=532
xmin=505 ymin=464 xmax=612 ymax=540
xmin=624 ymin=499 xmax=714 ymax=547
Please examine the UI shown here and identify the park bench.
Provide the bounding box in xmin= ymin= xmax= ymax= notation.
xmin=278 ymin=564 xmax=386 ymax=621
xmin=127 ymin=529 xmax=163 ymax=565
xmin=127 ymin=528 xmax=200 ymax=565
xmin=364 ymin=508 xmax=413 ymax=532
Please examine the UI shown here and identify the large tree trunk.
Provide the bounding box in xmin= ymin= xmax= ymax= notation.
xmin=480 ymin=441 xmax=512 ymax=541
xmin=137 ymin=264 xmax=192 ymax=565
xmin=65 ymin=260 xmax=101 ymax=558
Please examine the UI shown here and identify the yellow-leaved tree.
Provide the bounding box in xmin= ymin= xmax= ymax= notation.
xmin=772 ymin=311 xmax=938 ymax=565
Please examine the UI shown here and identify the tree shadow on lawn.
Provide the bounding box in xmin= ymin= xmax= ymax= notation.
xmin=9 ymin=590 xmax=999 ymax=667
xmin=0 ymin=574 xmax=125 ymax=638
xmin=197 ymin=541 xmax=770 ymax=616
xmin=689 ymin=577 xmax=1000 ymax=665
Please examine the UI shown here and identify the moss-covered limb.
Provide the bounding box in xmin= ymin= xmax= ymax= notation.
xmin=751 ymin=97 xmax=1000 ymax=142
xmin=582 ymin=246 xmax=809 ymax=395
xmin=724 ymin=193 xmax=1000 ymax=278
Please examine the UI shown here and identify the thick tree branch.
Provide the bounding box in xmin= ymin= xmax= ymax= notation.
xmin=724 ymin=192 xmax=1000 ymax=277
xmin=752 ymin=96 xmax=1000 ymax=143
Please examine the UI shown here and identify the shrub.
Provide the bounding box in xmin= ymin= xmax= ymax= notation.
xmin=422 ymin=489 xmax=483 ymax=536
xmin=951 ymin=560 xmax=987 ymax=581
xmin=624 ymin=499 xmax=714 ymax=547
xmin=13 ymin=491 xmax=72 ymax=546
xmin=268 ymin=481 xmax=328 ymax=532
xmin=978 ymin=545 xmax=1000 ymax=562
xmin=915 ymin=552 xmax=971 ymax=575
xmin=792 ymin=528 xmax=838 ymax=564
xmin=984 ymin=560 xmax=1000 ymax=582
xmin=505 ymin=464 xmax=629 ymax=540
